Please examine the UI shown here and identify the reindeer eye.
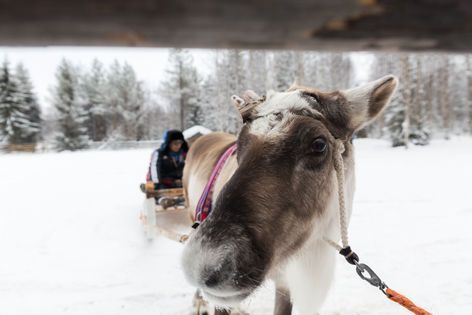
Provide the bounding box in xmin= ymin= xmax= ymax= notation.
xmin=312 ymin=138 xmax=327 ymax=153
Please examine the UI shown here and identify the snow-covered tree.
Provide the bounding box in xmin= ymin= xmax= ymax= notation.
xmin=247 ymin=50 xmax=268 ymax=95
xmin=105 ymin=61 xmax=147 ymax=140
xmin=304 ymin=52 xmax=352 ymax=90
xmin=271 ymin=51 xmax=296 ymax=91
xmin=80 ymin=59 xmax=107 ymax=141
xmin=211 ymin=50 xmax=247 ymax=134
xmin=408 ymin=55 xmax=431 ymax=145
xmin=368 ymin=53 xmax=395 ymax=138
xmin=449 ymin=55 xmax=470 ymax=135
xmin=15 ymin=63 xmax=42 ymax=144
xmin=467 ymin=55 xmax=472 ymax=134
xmin=328 ymin=53 xmax=353 ymax=90
xmin=385 ymin=92 xmax=409 ymax=147
xmin=384 ymin=54 xmax=411 ymax=147
xmin=294 ymin=51 xmax=306 ymax=85
xmin=140 ymin=96 xmax=167 ymax=140
xmin=104 ymin=61 xmax=125 ymax=138
xmin=160 ymin=49 xmax=203 ymax=130
xmin=200 ymin=74 xmax=219 ymax=130
xmin=102 ymin=61 xmax=143 ymax=140
xmin=184 ymin=66 xmax=204 ymax=128
xmin=372 ymin=53 xmax=433 ymax=147
xmin=0 ymin=60 xmax=39 ymax=145
xmin=52 ymin=59 xmax=89 ymax=151
xmin=436 ymin=54 xmax=451 ymax=139
xmin=421 ymin=54 xmax=436 ymax=137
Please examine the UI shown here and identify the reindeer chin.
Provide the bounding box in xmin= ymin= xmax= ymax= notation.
xmin=202 ymin=289 xmax=252 ymax=307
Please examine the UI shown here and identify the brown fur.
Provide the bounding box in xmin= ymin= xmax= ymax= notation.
xmin=183 ymin=132 xmax=236 ymax=221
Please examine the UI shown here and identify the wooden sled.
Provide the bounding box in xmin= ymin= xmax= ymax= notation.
xmin=139 ymin=184 xmax=192 ymax=242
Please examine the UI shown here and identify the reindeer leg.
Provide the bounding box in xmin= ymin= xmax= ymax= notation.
xmin=274 ymin=287 xmax=292 ymax=315
xmin=192 ymin=289 xmax=210 ymax=315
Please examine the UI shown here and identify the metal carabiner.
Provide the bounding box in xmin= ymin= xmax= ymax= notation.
xmin=355 ymin=262 xmax=389 ymax=296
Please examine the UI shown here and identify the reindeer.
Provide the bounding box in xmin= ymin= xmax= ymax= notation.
xmin=181 ymin=75 xmax=398 ymax=315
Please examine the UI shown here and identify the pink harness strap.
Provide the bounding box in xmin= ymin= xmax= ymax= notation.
xmin=195 ymin=143 xmax=237 ymax=223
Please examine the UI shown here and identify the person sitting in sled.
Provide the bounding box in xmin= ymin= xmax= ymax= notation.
xmin=146 ymin=129 xmax=189 ymax=190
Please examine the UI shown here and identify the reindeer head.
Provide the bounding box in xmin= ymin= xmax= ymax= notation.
xmin=182 ymin=75 xmax=398 ymax=306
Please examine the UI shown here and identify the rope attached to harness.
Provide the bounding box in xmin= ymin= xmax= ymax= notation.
xmin=387 ymin=288 xmax=432 ymax=315
xmin=323 ymin=140 xmax=359 ymax=264
xmin=325 ymin=139 xmax=432 ymax=315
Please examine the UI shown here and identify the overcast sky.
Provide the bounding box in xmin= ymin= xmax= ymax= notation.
xmin=0 ymin=47 xmax=372 ymax=110
xmin=0 ymin=47 xmax=215 ymax=109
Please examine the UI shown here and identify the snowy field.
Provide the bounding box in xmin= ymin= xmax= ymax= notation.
xmin=1 ymin=138 xmax=471 ymax=315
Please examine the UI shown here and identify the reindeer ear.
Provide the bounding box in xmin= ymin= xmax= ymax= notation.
xmin=231 ymin=90 xmax=263 ymax=122
xmin=342 ymin=75 xmax=398 ymax=131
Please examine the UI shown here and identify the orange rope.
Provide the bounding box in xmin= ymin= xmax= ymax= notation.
xmin=386 ymin=288 xmax=432 ymax=315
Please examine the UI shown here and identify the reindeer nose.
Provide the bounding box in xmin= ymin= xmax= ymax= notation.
xmin=181 ymin=227 xmax=268 ymax=297
xmin=203 ymin=265 xmax=230 ymax=288
xmin=204 ymin=271 xmax=220 ymax=287
xmin=182 ymin=238 xmax=235 ymax=288
xmin=199 ymin=253 xmax=236 ymax=289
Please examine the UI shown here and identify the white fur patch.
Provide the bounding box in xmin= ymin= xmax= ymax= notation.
xmin=283 ymin=159 xmax=356 ymax=315
xmin=250 ymin=91 xmax=319 ymax=136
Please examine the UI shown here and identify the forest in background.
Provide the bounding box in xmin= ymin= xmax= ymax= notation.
xmin=0 ymin=49 xmax=471 ymax=151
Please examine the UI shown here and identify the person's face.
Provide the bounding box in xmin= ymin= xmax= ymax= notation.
xmin=170 ymin=140 xmax=183 ymax=152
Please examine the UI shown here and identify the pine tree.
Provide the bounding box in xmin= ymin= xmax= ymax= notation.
xmin=15 ymin=63 xmax=42 ymax=144
xmin=378 ymin=53 xmax=433 ymax=147
xmin=81 ymin=59 xmax=107 ymax=141
xmin=437 ymin=54 xmax=451 ymax=139
xmin=184 ymin=66 xmax=204 ymax=128
xmin=104 ymin=61 xmax=125 ymax=138
xmin=223 ymin=50 xmax=246 ymax=133
xmin=467 ymin=55 xmax=472 ymax=134
xmin=409 ymin=56 xmax=430 ymax=145
xmin=449 ymin=55 xmax=470 ymax=135
xmin=140 ymin=96 xmax=167 ymax=140
xmin=210 ymin=50 xmax=247 ymax=134
xmin=294 ymin=51 xmax=306 ymax=84
xmin=200 ymin=74 xmax=219 ymax=130
xmin=160 ymin=49 xmax=203 ymax=130
xmin=0 ymin=60 xmax=35 ymax=145
xmin=303 ymin=52 xmax=353 ymax=91
xmin=304 ymin=52 xmax=323 ymax=88
xmin=247 ymin=50 xmax=268 ymax=95
xmin=421 ymin=54 xmax=436 ymax=137
xmin=272 ymin=51 xmax=296 ymax=91
xmin=385 ymin=92 xmax=408 ymax=147
xmin=368 ymin=53 xmax=395 ymax=138
xmin=328 ymin=53 xmax=352 ymax=90
xmin=384 ymin=54 xmax=410 ymax=147
xmin=52 ymin=59 xmax=89 ymax=151
xmin=103 ymin=61 xmax=148 ymax=140
xmin=121 ymin=62 xmax=145 ymax=140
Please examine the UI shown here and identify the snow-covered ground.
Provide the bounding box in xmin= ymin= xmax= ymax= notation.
xmin=1 ymin=138 xmax=471 ymax=315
